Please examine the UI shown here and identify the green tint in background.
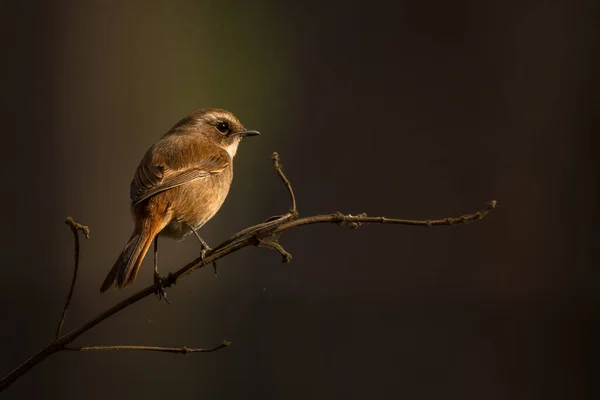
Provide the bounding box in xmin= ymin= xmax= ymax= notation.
xmin=1 ymin=1 xmax=598 ymax=399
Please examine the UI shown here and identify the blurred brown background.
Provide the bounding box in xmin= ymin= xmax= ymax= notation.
xmin=1 ymin=0 xmax=598 ymax=399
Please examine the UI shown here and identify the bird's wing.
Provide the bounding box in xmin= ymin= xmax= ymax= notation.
xmin=130 ymin=140 xmax=229 ymax=206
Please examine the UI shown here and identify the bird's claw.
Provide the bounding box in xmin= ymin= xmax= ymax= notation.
xmin=200 ymin=247 xmax=209 ymax=265
xmin=153 ymin=272 xmax=169 ymax=304
xmin=200 ymin=247 xmax=218 ymax=276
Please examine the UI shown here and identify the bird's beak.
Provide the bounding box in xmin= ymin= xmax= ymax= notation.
xmin=239 ymin=129 xmax=261 ymax=137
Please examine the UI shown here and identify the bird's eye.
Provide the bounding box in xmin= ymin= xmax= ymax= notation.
xmin=216 ymin=121 xmax=230 ymax=134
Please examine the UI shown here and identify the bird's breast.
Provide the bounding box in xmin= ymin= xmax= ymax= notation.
xmin=159 ymin=168 xmax=233 ymax=240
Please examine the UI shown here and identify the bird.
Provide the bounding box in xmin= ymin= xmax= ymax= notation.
xmin=100 ymin=108 xmax=260 ymax=299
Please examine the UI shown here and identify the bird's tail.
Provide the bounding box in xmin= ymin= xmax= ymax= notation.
xmin=100 ymin=227 xmax=157 ymax=292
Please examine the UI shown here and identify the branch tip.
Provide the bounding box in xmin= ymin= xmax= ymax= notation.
xmin=65 ymin=217 xmax=90 ymax=239
xmin=256 ymin=238 xmax=292 ymax=263
xmin=56 ymin=217 xmax=89 ymax=339
xmin=271 ymin=152 xmax=298 ymax=215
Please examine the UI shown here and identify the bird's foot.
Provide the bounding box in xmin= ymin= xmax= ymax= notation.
xmin=190 ymin=228 xmax=218 ymax=276
xmin=153 ymin=272 xmax=170 ymax=304
xmin=200 ymin=246 xmax=218 ymax=276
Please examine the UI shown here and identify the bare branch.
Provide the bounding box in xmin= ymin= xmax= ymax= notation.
xmin=274 ymin=201 xmax=498 ymax=232
xmin=65 ymin=341 xmax=231 ymax=354
xmin=56 ymin=217 xmax=90 ymax=339
xmin=0 ymin=152 xmax=497 ymax=392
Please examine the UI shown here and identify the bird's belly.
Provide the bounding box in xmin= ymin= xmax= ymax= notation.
xmin=160 ymin=219 xmax=199 ymax=240
xmin=159 ymin=175 xmax=231 ymax=240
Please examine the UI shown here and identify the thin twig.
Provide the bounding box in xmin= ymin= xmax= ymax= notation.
xmin=217 ymin=153 xmax=297 ymax=248
xmin=256 ymin=238 xmax=292 ymax=263
xmin=56 ymin=218 xmax=90 ymax=339
xmin=272 ymin=152 xmax=297 ymax=215
xmin=65 ymin=341 xmax=231 ymax=354
xmin=0 ymin=152 xmax=497 ymax=392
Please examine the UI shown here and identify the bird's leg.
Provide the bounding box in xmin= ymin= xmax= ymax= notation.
xmin=153 ymin=236 xmax=169 ymax=303
xmin=190 ymin=227 xmax=218 ymax=275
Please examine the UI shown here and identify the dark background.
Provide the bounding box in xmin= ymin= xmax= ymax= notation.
xmin=1 ymin=1 xmax=598 ymax=399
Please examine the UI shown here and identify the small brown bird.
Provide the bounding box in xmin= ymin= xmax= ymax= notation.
xmin=100 ymin=108 xmax=260 ymax=297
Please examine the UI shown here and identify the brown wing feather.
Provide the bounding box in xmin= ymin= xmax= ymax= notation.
xmin=130 ymin=136 xmax=230 ymax=205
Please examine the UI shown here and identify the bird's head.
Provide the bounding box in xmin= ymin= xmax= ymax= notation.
xmin=170 ymin=108 xmax=260 ymax=158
